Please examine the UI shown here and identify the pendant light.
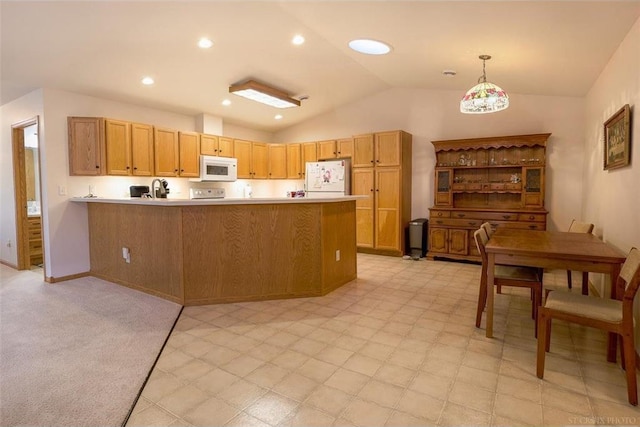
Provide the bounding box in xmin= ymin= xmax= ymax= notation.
xmin=460 ymin=55 xmax=509 ymax=114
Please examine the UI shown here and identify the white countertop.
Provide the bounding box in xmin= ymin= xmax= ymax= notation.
xmin=70 ymin=195 xmax=367 ymax=206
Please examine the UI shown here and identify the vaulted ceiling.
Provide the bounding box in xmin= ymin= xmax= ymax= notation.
xmin=2 ymin=1 xmax=639 ymax=131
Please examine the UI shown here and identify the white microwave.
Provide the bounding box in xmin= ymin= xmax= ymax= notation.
xmin=198 ymin=155 xmax=237 ymax=182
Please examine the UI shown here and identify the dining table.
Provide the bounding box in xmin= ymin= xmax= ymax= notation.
xmin=484 ymin=228 xmax=626 ymax=361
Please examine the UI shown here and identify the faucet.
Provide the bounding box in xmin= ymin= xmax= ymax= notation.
xmin=150 ymin=179 xmax=167 ymax=199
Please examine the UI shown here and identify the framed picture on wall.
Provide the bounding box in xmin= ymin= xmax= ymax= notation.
xmin=603 ymin=104 xmax=631 ymax=170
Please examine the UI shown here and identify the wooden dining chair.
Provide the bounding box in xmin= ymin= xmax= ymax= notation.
xmin=474 ymin=229 xmax=543 ymax=335
xmin=481 ymin=222 xmax=494 ymax=239
xmin=567 ymin=219 xmax=595 ymax=293
xmin=537 ymin=247 xmax=640 ymax=406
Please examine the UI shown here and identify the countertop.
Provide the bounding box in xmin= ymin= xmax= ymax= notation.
xmin=70 ymin=195 xmax=367 ymax=206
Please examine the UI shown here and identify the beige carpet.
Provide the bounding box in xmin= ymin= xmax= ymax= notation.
xmin=0 ymin=265 xmax=182 ymax=426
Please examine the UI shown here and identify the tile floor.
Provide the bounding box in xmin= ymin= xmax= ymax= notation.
xmin=127 ymin=254 xmax=640 ymax=426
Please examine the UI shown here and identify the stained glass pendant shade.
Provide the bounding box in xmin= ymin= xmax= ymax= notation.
xmin=460 ymin=55 xmax=509 ymax=114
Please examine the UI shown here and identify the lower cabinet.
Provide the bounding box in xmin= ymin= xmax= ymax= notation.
xmin=427 ymin=208 xmax=547 ymax=261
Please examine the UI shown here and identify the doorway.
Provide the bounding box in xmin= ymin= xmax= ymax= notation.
xmin=11 ymin=116 xmax=43 ymax=272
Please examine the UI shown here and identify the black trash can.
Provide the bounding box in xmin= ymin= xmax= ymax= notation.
xmin=408 ymin=218 xmax=428 ymax=259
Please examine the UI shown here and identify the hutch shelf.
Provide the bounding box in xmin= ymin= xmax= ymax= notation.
xmin=428 ymin=133 xmax=551 ymax=262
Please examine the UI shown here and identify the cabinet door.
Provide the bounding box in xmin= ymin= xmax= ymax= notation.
xmin=375 ymin=168 xmax=401 ymax=251
xmin=353 ymin=168 xmax=374 ymax=248
xmin=200 ymin=134 xmax=218 ymax=156
xmin=353 ymin=134 xmax=374 ymax=168
xmin=268 ymin=144 xmax=287 ymax=179
xmin=252 ymin=142 xmax=269 ymax=179
xmin=435 ymin=169 xmax=452 ymax=206
xmin=68 ymin=117 xmax=104 ymax=175
xmin=523 ymin=167 xmax=544 ymax=208
xmin=337 ymin=138 xmax=354 ymax=159
xmin=286 ymin=143 xmax=302 ymax=179
xmin=317 ymin=140 xmax=337 ymax=160
xmin=105 ymin=119 xmax=131 ymax=175
xmin=234 ymin=139 xmax=252 ymax=178
xmin=375 ymin=131 xmax=401 ymax=166
xmin=131 ymin=123 xmax=154 ymax=176
xmin=178 ymin=132 xmax=200 ymax=177
xmin=429 ymin=228 xmax=448 ymax=253
xmin=154 ymin=128 xmax=179 ymax=176
xmin=449 ymin=229 xmax=469 ymax=255
xmin=218 ymin=137 xmax=234 ymax=157
xmin=301 ymin=142 xmax=318 ymax=176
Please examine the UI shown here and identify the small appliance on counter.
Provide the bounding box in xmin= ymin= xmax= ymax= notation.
xmin=129 ymin=185 xmax=150 ymax=197
xmin=190 ymin=188 xmax=225 ymax=199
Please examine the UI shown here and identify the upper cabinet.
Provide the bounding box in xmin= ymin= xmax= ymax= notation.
xmin=201 ymin=134 xmax=234 ymax=158
xmin=286 ymin=143 xmax=303 ymax=179
xmin=130 ymin=123 xmax=154 ymax=176
xmin=234 ymin=139 xmax=268 ymax=179
xmin=268 ymin=144 xmax=287 ymax=179
xmin=68 ymin=117 xmax=105 ymax=175
xmin=317 ymin=140 xmax=337 ymax=160
xmin=337 ymin=138 xmax=354 ymax=159
xmin=352 ymin=134 xmax=374 ymax=168
xmin=154 ymin=128 xmax=179 ymax=177
xmin=178 ymin=131 xmax=200 ymax=177
xmin=105 ymin=119 xmax=131 ymax=175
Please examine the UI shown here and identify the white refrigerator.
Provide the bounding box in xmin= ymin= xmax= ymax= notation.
xmin=305 ymin=159 xmax=351 ymax=198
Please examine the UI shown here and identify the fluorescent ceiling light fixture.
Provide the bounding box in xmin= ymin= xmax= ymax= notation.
xmin=198 ymin=37 xmax=213 ymax=49
xmin=221 ymin=99 xmax=231 ymax=106
xmin=275 ymin=114 xmax=283 ymax=120
xmin=348 ymin=39 xmax=391 ymax=55
xmin=229 ymin=80 xmax=300 ymax=109
xmin=141 ymin=77 xmax=154 ymax=85
xmin=460 ymin=55 xmax=509 ymax=114
xmin=292 ymin=35 xmax=305 ymax=45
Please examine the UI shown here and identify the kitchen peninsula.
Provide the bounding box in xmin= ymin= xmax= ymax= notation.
xmin=72 ymin=196 xmax=360 ymax=305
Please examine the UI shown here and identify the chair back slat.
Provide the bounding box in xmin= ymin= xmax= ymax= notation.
xmin=481 ymin=222 xmax=494 ymax=239
xmin=474 ymin=228 xmax=489 ymax=263
xmin=620 ymin=247 xmax=640 ymax=297
xmin=568 ymin=219 xmax=594 ymax=234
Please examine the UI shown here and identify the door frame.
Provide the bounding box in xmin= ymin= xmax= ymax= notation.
xmin=11 ymin=116 xmax=41 ymax=270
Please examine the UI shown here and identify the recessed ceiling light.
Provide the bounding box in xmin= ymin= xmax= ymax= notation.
xmin=141 ymin=77 xmax=154 ymax=85
xmin=198 ymin=37 xmax=213 ymax=49
xmin=275 ymin=114 xmax=283 ymax=120
xmin=292 ymin=35 xmax=305 ymax=45
xmin=222 ymin=99 xmax=231 ymax=106
xmin=348 ymin=39 xmax=391 ymax=55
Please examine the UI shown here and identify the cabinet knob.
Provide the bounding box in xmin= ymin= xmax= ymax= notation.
xmin=529 ymin=225 xmax=537 ymax=229
xmin=529 ymin=215 xmax=535 ymax=220
xmin=370 ymin=160 xmax=374 ymax=163
xmin=133 ymin=167 xmax=137 ymax=170
xmin=95 ymin=165 xmax=99 ymax=169
xmin=376 ymin=189 xmax=379 ymax=192
xmin=175 ymin=169 xmax=179 ymax=172
xmin=457 ymin=213 xmax=465 ymax=218
xmin=126 ymin=166 xmax=130 ymax=170
xmin=333 ymin=152 xmax=337 ymax=155
xmin=502 ymin=215 xmax=511 ymax=220
xmin=437 ymin=212 xmax=443 ymax=217
xmin=376 ymin=160 xmax=380 ymax=163
xmin=436 ymin=220 xmax=443 ymax=224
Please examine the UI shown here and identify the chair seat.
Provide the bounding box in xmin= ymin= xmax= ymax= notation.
xmin=495 ymin=265 xmax=540 ymax=282
xmin=545 ymin=291 xmax=623 ymax=323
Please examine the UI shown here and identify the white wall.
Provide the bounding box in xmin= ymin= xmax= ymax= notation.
xmin=0 ymin=89 xmax=44 ymax=268
xmin=274 ymin=88 xmax=585 ymax=231
xmin=583 ymin=16 xmax=640 ymax=346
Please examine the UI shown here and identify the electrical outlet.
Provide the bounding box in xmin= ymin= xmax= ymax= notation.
xmin=335 ymin=249 xmax=340 ymax=261
xmin=122 ymin=247 xmax=131 ymax=263
xmin=58 ymin=185 xmax=67 ymax=196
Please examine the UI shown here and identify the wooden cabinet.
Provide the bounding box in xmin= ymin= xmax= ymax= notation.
xmin=286 ymin=143 xmax=303 ymax=179
xmin=268 ymin=144 xmax=287 ymax=179
xmin=131 ymin=123 xmax=154 ymax=176
xmin=105 ymin=119 xmax=131 ymax=175
xmin=353 ymin=130 xmax=412 ymax=256
xmin=70 ymin=117 xmax=154 ymax=176
xmin=428 ymin=133 xmax=551 ymax=261
xmin=178 ymin=131 xmax=200 ymax=177
xmin=27 ymin=216 xmax=43 ymax=266
xmin=301 ymin=142 xmax=318 ymax=177
xmin=353 ymin=134 xmax=374 ymax=168
xmin=201 ymin=134 xmax=234 ymax=158
xmin=234 ymin=139 xmax=268 ymax=179
xmin=318 ymin=139 xmax=353 ymax=160
xmin=154 ymin=128 xmax=179 ymax=177
xmin=68 ymin=117 xmax=105 ymax=175
xmin=317 ymin=140 xmax=337 ymax=160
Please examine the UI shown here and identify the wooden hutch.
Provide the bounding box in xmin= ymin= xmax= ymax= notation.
xmin=428 ymin=133 xmax=551 ymax=262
